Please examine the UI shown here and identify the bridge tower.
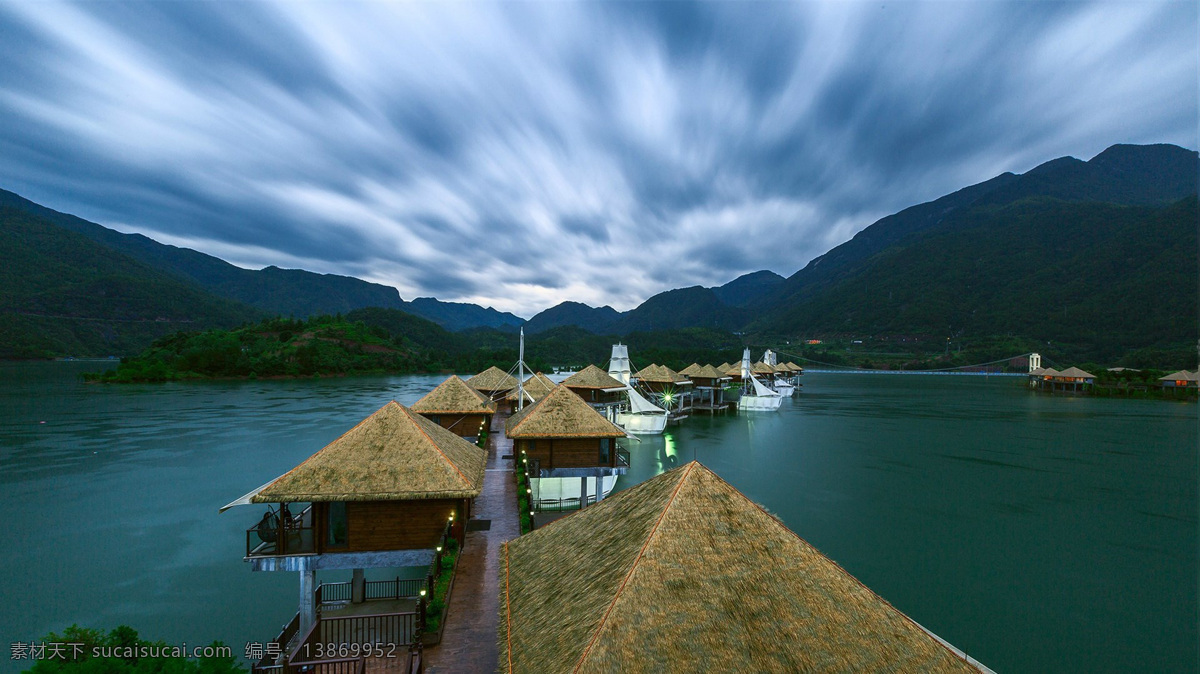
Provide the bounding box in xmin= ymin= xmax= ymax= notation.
xmin=1029 ymin=352 xmax=1042 ymax=373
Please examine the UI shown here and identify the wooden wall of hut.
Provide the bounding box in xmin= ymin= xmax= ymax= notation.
xmin=311 ymin=499 xmax=467 ymax=553
xmin=565 ymin=387 xmax=624 ymax=405
xmin=518 ymin=438 xmax=614 ymax=470
xmin=421 ymin=413 xmax=490 ymax=437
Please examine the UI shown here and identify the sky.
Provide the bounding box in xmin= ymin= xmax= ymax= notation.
xmin=0 ymin=1 xmax=1195 ymax=318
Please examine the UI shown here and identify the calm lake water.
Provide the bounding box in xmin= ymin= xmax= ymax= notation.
xmin=1 ymin=362 xmax=1196 ymax=673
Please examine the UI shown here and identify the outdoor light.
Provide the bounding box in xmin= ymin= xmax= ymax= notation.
xmin=526 ymin=488 xmax=531 ymax=494
xmin=436 ymin=545 xmax=442 ymax=552
xmin=420 ymin=589 xmax=426 ymax=598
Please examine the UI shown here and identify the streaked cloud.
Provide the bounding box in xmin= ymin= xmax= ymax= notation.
xmin=0 ymin=0 xmax=1194 ymax=317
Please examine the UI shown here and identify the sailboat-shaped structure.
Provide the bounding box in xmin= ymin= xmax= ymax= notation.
xmin=608 ymin=344 xmax=668 ymax=434
xmin=737 ymin=348 xmax=784 ymax=411
xmin=762 ymin=349 xmax=796 ymax=395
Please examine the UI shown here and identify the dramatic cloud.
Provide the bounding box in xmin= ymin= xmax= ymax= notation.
xmin=0 ymin=1 xmax=1195 ymax=317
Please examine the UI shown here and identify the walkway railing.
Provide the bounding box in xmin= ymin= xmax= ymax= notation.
xmin=316 ymin=578 xmax=427 ymax=606
xmin=285 ymin=657 xmax=365 ymax=674
xmin=292 ymin=613 xmax=418 ymax=661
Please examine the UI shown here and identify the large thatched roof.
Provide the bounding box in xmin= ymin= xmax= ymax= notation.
xmin=467 ymin=366 xmax=518 ymax=393
xmin=499 ymin=462 xmax=983 ymax=673
xmin=411 ymin=375 xmax=497 ymax=415
xmin=634 ymin=364 xmax=691 ymax=385
xmin=784 ymin=361 xmax=803 ymax=372
xmin=562 ymin=364 xmax=627 ymax=391
xmin=251 ymin=401 xmax=486 ymax=502
xmin=506 ymin=384 xmax=627 ymax=439
xmin=716 ymin=362 xmax=733 ymax=372
xmin=693 ymin=364 xmax=730 ymax=380
xmin=677 ymin=363 xmax=704 ymax=377
xmin=506 ymin=372 xmax=558 ymax=402
xmin=752 ymin=361 xmax=775 ymax=375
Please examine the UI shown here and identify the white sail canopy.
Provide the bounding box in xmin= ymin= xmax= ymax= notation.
xmin=608 ymin=344 xmax=632 ymax=385
xmin=749 ymin=374 xmax=782 ymax=397
xmin=741 ymin=348 xmax=752 ymax=380
xmin=626 ymin=385 xmax=666 ymax=414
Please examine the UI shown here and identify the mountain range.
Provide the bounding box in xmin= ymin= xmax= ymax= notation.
xmin=0 ymin=142 xmax=1195 ymax=363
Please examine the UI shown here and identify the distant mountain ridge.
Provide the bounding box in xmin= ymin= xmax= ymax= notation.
xmin=765 ymin=142 xmax=1199 ymax=310
xmin=2 ymin=141 xmax=1195 ymax=363
xmin=0 ymin=188 xmax=523 ymax=330
xmin=405 ymin=297 xmax=523 ymax=332
xmin=0 ymin=205 xmax=260 ymax=357
xmin=522 ymin=271 xmax=781 ymax=335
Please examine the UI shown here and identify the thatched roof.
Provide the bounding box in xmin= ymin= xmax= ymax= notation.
xmin=467 ymin=366 xmax=518 ymax=393
xmin=635 ymin=364 xmax=691 ymax=384
xmin=677 ymin=363 xmax=704 ymax=377
xmin=774 ymin=363 xmax=791 ymax=373
xmin=1160 ymin=370 xmax=1200 ymax=381
xmin=506 ymin=384 xmax=627 ymax=439
xmin=752 ymin=361 xmax=775 ymax=375
xmin=784 ymin=361 xmax=803 ymax=372
xmin=411 ymin=375 xmax=497 ymax=415
xmin=499 ymin=462 xmax=983 ymax=673
xmin=562 ymin=364 xmax=627 ymax=390
xmin=693 ymin=364 xmax=731 ymax=380
xmin=1028 ymin=367 xmax=1047 ymax=376
xmin=506 ymin=372 xmax=558 ymax=402
xmin=716 ymin=362 xmax=733 ymax=372
xmin=1055 ymin=367 xmax=1095 ymax=379
xmin=1039 ymin=368 xmax=1060 ymax=376
xmin=252 ymin=401 xmax=486 ymax=502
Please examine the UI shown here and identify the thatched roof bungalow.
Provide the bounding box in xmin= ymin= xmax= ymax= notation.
xmin=225 ymin=400 xmax=485 ymax=634
xmin=506 ymin=372 xmax=558 ymax=406
xmin=241 ymin=401 xmax=485 ymax=558
xmin=499 ymin=462 xmax=989 ymax=673
xmin=506 ymin=384 xmax=628 ymax=478
xmin=633 ymin=364 xmax=693 ymax=393
xmin=561 ymin=364 xmax=628 ymax=405
xmin=467 ymin=366 xmax=518 ymax=398
xmin=411 ymin=375 xmax=496 ymax=438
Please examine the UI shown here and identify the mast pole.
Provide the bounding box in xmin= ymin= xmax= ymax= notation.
xmin=518 ymin=328 xmax=526 ymax=411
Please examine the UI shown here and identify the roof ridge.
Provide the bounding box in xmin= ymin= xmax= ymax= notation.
xmin=402 ymin=406 xmax=472 ymax=489
xmin=504 ymin=541 xmax=514 ymax=674
xmin=571 ymin=462 xmax=695 ymax=673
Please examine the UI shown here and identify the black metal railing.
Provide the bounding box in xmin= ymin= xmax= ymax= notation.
xmin=286 ymin=657 xmax=365 ymax=674
xmin=291 ymin=613 xmax=417 ymax=664
xmin=534 ymin=495 xmax=598 ymax=512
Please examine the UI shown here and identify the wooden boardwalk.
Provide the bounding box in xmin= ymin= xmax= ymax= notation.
xmin=425 ymin=411 xmax=519 ymax=673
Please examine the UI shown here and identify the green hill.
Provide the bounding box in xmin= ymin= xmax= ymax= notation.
xmin=0 ymin=206 xmax=260 ymax=358
xmin=761 ymin=196 xmax=1198 ymax=364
